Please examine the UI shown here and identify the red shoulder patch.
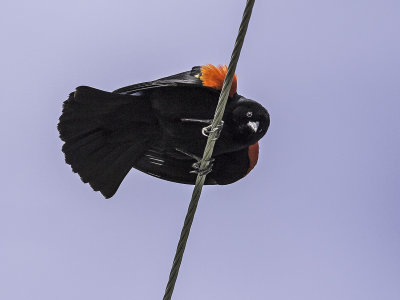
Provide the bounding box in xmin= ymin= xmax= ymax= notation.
xmin=200 ymin=64 xmax=237 ymax=98
xmin=246 ymin=142 xmax=259 ymax=175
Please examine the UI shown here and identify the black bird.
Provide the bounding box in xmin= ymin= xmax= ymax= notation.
xmin=58 ymin=64 xmax=270 ymax=198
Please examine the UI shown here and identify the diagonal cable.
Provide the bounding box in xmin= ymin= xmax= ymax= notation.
xmin=162 ymin=1 xmax=256 ymax=299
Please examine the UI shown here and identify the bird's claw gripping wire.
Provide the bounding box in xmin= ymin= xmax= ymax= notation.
xmin=190 ymin=159 xmax=215 ymax=176
xmin=175 ymin=148 xmax=215 ymax=176
xmin=202 ymin=121 xmax=224 ymax=141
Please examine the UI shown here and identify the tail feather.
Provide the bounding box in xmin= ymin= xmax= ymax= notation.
xmin=62 ymin=130 xmax=104 ymax=154
xmin=58 ymin=86 xmax=156 ymax=198
xmin=88 ymin=143 xmax=145 ymax=198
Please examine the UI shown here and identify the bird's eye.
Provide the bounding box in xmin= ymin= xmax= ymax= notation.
xmin=246 ymin=111 xmax=253 ymax=118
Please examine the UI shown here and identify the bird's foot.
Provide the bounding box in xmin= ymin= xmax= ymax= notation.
xmin=190 ymin=159 xmax=215 ymax=176
xmin=175 ymin=148 xmax=215 ymax=176
xmin=202 ymin=120 xmax=224 ymax=141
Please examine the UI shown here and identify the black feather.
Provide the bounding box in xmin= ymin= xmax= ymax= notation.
xmin=58 ymin=66 xmax=270 ymax=198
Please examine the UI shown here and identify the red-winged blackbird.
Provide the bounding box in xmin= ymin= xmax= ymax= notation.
xmin=58 ymin=64 xmax=270 ymax=198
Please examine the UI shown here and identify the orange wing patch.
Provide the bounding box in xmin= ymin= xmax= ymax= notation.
xmin=246 ymin=142 xmax=259 ymax=175
xmin=200 ymin=64 xmax=237 ymax=98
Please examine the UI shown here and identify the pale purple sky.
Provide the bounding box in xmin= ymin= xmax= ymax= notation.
xmin=1 ymin=0 xmax=400 ymax=299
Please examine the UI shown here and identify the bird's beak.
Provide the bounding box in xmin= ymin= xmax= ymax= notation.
xmin=247 ymin=121 xmax=259 ymax=133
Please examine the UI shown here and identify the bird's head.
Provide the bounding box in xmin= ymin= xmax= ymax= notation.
xmin=228 ymin=96 xmax=270 ymax=145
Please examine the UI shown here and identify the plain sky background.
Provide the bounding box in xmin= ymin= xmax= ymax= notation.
xmin=1 ymin=0 xmax=399 ymax=299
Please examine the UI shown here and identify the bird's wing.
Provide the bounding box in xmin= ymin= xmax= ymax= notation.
xmin=113 ymin=66 xmax=207 ymax=94
xmin=113 ymin=64 xmax=238 ymax=98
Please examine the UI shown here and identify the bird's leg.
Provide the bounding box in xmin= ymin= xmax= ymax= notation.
xmin=175 ymin=148 xmax=215 ymax=176
xmin=180 ymin=118 xmax=213 ymax=124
